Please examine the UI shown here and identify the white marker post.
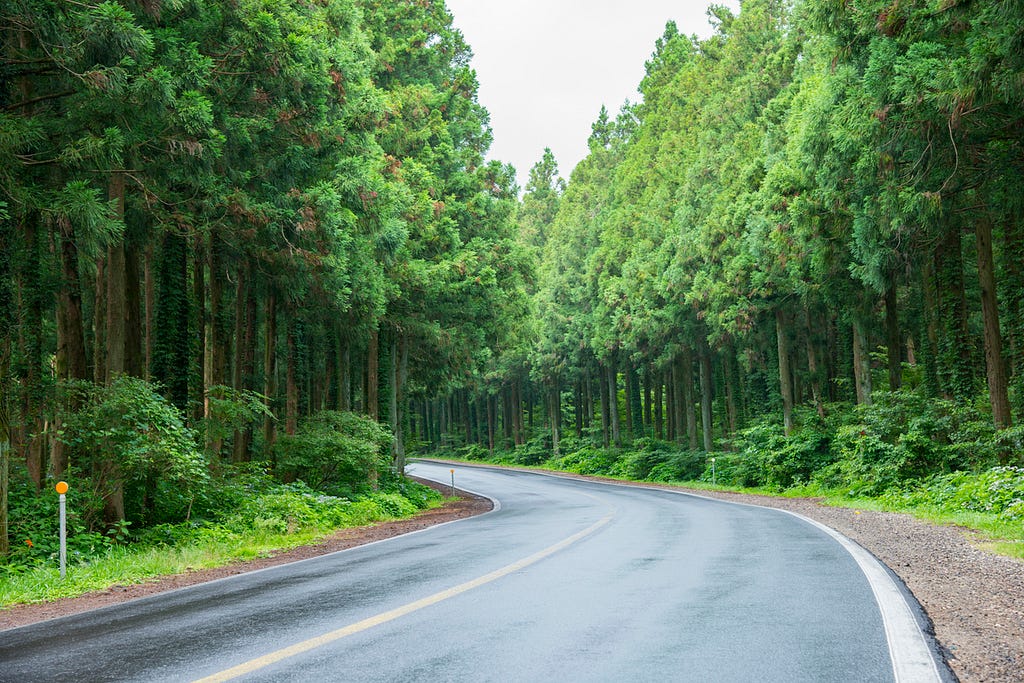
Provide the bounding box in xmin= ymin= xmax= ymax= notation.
xmin=450 ymin=469 xmax=455 ymax=498
xmin=55 ymin=481 xmax=68 ymax=579
xmin=711 ymin=458 xmax=716 ymax=487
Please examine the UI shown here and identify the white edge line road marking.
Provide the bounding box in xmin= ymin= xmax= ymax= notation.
xmin=779 ymin=510 xmax=943 ymax=683
xmin=415 ymin=460 xmax=945 ymax=683
xmin=192 ymin=511 xmax=614 ymax=683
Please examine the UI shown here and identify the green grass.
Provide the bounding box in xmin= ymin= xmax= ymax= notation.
xmin=1 ymin=497 xmax=447 ymax=609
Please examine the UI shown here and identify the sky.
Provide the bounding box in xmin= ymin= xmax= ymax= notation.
xmin=444 ymin=0 xmax=741 ymax=189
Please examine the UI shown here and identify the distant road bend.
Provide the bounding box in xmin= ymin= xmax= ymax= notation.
xmin=0 ymin=461 xmax=951 ymax=682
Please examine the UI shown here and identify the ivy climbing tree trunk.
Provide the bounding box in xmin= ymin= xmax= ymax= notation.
xmin=263 ymin=293 xmax=277 ymax=447
xmin=884 ymin=285 xmax=902 ymax=391
xmin=776 ymin=308 xmax=795 ymax=435
xmin=699 ymin=341 xmax=713 ymax=452
xmin=852 ymin=316 xmax=873 ymax=407
xmin=607 ymin=360 xmax=620 ymax=447
xmin=976 ymin=212 xmax=1012 ymax=431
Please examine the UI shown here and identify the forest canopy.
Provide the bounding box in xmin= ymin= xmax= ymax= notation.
xmin=2 ymin=0 xmax=1023 ymax=560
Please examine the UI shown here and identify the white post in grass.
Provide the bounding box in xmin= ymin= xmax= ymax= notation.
xmin=56 ymin=481 xmax=69 ymax=579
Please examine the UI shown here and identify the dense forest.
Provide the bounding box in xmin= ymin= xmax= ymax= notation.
xmin=2 ymin=0 xmax=1023 ymax=562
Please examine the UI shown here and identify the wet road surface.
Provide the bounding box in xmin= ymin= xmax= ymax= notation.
xmin=0 ymin=461 xmax=949 ymax=682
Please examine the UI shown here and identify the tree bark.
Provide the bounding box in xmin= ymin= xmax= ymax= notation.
xmin=805 ymin=309 xmax=826 ymax=419
xmin=776 ymin=308 xmax=795 ymax=435
xmin=599 ymin=364 xmax=610 ymax=447
xmin=976 ymin=213 xmax=1012 ymax=431
xmin=337 ymin=325 xmax=351 ymax=412
xmin=286 ymin=319 xmax=298 ymax=437
xmin=884 ymin=285 xmax=902 ymax=391
xmin=699 ymin=340 xmax=714 ymax=452
xmin=852 ymin=316 xmax=873 ymax=407
xmin=263 ymin=293 xmax=277 ymax=447
xmin=389 ymin=332 xmax=398 ymax=458
xmin=607 ymin=359 xmax=620 ymax=446
xmin=682 ymin=348 xmax=697 ymax=449
xmin=93 ymin=255 xmax=107 ymax=384
xmin=395 ymin=336 xmax=409 ymax=470
xmin=191 ymin=235 xmax=206 ymax=424
xmin=653 ymin=371 xmax=663 ymax=441
xmin=549 ymin=382 xmax=561 ymax=456
xmin=367 ymin=327 xmax=379 ymax=421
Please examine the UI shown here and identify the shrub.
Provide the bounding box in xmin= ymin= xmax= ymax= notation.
xmin=59 ymin=376 xmax=208 ymax=528
xmin=275 ymin=411 xmax=392 ymax=494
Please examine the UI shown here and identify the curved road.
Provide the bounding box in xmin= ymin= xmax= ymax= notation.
xmin=0 ymin=461 xmax=950 ymax=682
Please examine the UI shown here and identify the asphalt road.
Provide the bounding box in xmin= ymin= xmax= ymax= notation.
xmin=0 ymin=461 xmax=950 ymax=682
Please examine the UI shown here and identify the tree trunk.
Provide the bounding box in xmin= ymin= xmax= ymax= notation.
xmin=0 ymin=334 xmax=11 ymax=558
xmin=93 ymin=255 xmax=107 ymax=383
xmin=395 ymin=336 xmax=409 ymax=470
xmin=776 ymin=308 xmax=795 ymax=435
xmin=883 ymin=285 xmax=902 ymax=391
xmin=642 ymin=365 xmax=652 ymax=433
xmin=976 ymin=213 xmax=1012 ymax=431
xmin=57 ymin=219 xmax=88 ymax=383
xmin=389 ymin=333 xmax=398 ymax=458
xmin=852 ymin=316 xmax=873 ymax=407
xmin=599 ymin=364 xmax=610 ymax=447
xmin=805 ymin=309 xmax=826 ymax=419
xmin=367 ymin=327 xmax=379 ymax=421
xmin=145 ymin=241 xmax=154 ymax=379
xmin=935 ymin=224 xmax=974 ymax=400
xmin=101 ymin=176 xmax=128 ymax=521
xmin=231 ymin=268 xmax=256 ymax=462
xmin=54 ymin=217 xmax=89 ymax=476
xmin=627 ymin=362 xmax=643 ymax=439
xmin=263 ymin=293 xmax=277 ymax=448
xmin=337 ymin=326 xmax=351 ymax=412
xmin=487 ymin=392 xmax=495 ymax=454
xmin=653 ymin=372 xmax=663 ymax=440
xmin=0 ymin=213 xmax=13 ymax=555
xmin=513 ymin=380 xmax=524 ymax=446
xmin=699 ymin=340 xmax=714 ymax=452
xmin=607 ymin=360 xmax=620 ymax=446
xmin=667 ymin=365 xmax=677 ymax=443
xmin=124 ymin=239 xmax=144 ymax=379
xmin=549 ymin=382 xmax=561 ymax=457
xmin=191 ymin=235 xmax=206 ymax=424
xmin=682 ymin=349 xmax=697 ymax=449
xmin=723 ymin=345 xmax=738 ymax=438
xmin=286 ymin=320 xmax=298 ymax=436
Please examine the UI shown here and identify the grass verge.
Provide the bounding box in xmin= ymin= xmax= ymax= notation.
xmin=1 ymin=491 xmax=446 ymax=609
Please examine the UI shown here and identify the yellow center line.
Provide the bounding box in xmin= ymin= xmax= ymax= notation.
xmin=192 ymin=512 xmax=614 ymax=683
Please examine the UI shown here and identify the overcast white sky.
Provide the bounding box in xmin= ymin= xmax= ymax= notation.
xmin=445 ymin=0 xmax=741 ymax=188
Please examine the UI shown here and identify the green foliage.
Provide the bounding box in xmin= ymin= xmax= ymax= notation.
xmin=733 ymin=421 xmax=834 ymax=491
xmin=201 ymin=388 xmax=272 ymax=452
xmin=551 ymin=447 xmax=621 ymax=476
xmin=274 ymin=411 xmax=392 ymax=494
xmin=61 ymin=377 xmax=205 ymax=483
xmin=880 ymin=467 xmax=1024 ymax=523
xmin=2 ymin=474 xmax=113 ymax=572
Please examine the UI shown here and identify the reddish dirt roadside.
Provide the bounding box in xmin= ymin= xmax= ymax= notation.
xmin=0 ymin=478 xmax=491 ymax=631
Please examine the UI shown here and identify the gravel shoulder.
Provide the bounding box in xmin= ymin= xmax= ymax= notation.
xmin=2 ymin=468 xmax=1021 ymax=682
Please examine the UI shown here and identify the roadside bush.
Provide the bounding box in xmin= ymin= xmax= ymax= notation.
xmin=58 ymin=376 xmax=208 ymax=528
xmin=728 ymin=419 xmax=832 ymax=490
xmin=2 ymin=469 xmax=116 ymax=573
xmin=880 ymin=466 xmax=1024 ymax=521
xmin=552 ymin=446 xmax=620 ymax=475
xmin=275 ymin=411 xmax=392 ymax=495
xmin=645 ymin=450 xmax=707 ymax=483
xmin=457 ymin=443 xmax=490 ymax=461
